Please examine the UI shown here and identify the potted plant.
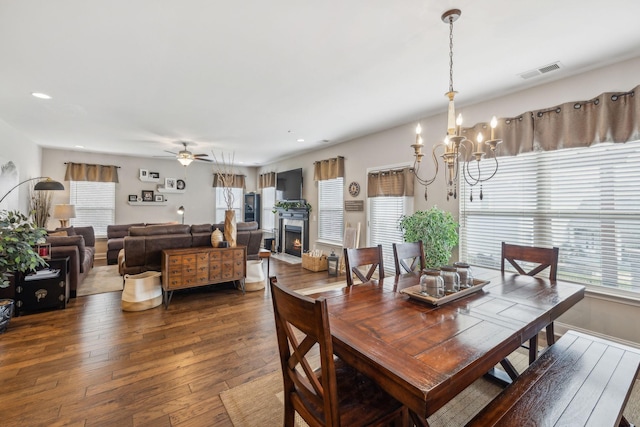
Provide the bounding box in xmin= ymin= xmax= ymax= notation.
xmin=272 ymin=200 xmax=312 ymax=213
xmin=399 ymin=206 xmax=459 ymax=269
xmin=0 ymin=210 xmax=48 ymax=332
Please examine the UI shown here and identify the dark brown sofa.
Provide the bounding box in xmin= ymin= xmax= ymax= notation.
xmin=106 ymin=223 xmax=144 ymax=265
xmin=46 ymin=226 xmax=96 ymax=297
xmin=121 ymin=222 xmax=262 ymax=275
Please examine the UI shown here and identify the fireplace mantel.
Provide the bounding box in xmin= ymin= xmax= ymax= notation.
xmin=275 ymin=207 xmax=309 ymax=255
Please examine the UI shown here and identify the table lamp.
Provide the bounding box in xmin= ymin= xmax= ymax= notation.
xmin=53 ymin=204 xmax=76 ymax=227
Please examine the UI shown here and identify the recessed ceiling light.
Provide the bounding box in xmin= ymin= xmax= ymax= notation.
xmin=297 ymin=139 xmax=305 ymax=143
xmin=74 ymin=145 xmax=85 ymax=149
xmin=31 ymin=92 xmax=52 ymax=100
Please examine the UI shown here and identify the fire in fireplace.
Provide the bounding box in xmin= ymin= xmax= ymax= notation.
xmin=284 ymin=225 xmax=303 ymax=257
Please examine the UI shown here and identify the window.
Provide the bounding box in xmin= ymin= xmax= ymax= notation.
xmin=318 ymin=177 xmax=344 ymax=243
xmin=368 ymin=196 xmax=413 ymax=274
xmin=215 ymin=187 xmax=243 ymax=223
xmin=460 ymin=140 xmax=640 ymax=294
xmin=69 ymin=181 xmax=115 ymax=238
xmin=261 ymin=186 xmax=276 ymax=233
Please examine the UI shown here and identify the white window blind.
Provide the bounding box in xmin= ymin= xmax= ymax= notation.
xmin=368 ymin=196 xmax=413 ymax=274
xmin=69 ymin=181 xmax=115 ymax=238
xmin=261 ymin=187 xmax=276 ymax=233
xmin=460 ymin=140 xmax=640 ymax=293
xmin=318 ymin=178 xmax=344 ymax=243
xmin=215 ymin=188 xmax=243 ymax=224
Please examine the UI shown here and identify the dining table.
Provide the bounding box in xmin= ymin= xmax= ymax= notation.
xmin=305 ymin=266 xmax=586 ymax=425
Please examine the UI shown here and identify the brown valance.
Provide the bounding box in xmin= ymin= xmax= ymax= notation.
xmin=259 ymin=172 xmax=276 ymax=188
xmin=212 ymin=174 xmax=246 ymax=189
xmin=64 ymin=162 xmax=119 ymax=183
xmin=313 ymin=156 xmax=345 ymax=181
xmin=460 ymin=84 xmax=639 ymax=157
xmin=367 ymin=167 xmax=414 ymax=197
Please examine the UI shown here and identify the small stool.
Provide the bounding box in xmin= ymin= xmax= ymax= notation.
xmin=122 ymin=271 xmax=162 ymax=311
xmin=245 ymin=260 xmax=265 ymax=291
xmin=259 ymin=249 xmax=271 ymax=281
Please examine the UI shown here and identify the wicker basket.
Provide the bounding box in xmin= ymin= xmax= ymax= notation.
xmin=302 ymin=253 xmax=328 ymax=272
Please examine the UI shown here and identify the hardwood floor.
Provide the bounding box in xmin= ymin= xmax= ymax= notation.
xmin=0 ymin=258 xmax=343 ymax=427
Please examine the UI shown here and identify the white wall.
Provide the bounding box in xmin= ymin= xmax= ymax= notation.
xmin=0 ymin=119 xmax=42 ymax=212
xmin=41 ymin=149 xmax=258 ymax=230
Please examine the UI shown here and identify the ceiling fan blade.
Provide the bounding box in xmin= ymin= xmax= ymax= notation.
xmin=193 ymin=153 xmax=209 ymax=157
xmin=196 ymin=158 xmax=214 ymax=162
xmin=164 ymin=150 xmax=178 ymax=155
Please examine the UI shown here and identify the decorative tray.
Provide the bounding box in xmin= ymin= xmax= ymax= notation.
xmin=400 ymin=278 xmax=490 ymax=306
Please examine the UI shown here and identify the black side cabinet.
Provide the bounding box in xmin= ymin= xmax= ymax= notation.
xmin=244 ymin=192 xmax=260 ymax=227
xmin=15 ymin=257 xmax=70 ymax=316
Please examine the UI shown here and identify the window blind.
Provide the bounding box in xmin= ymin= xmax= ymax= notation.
xmin=460 ymin=140 xmax=640 ymax=293
xmin=69 ymin=181 xmax=115 ymax=238
xmin=215 ymin=187 xmax=243 ymax=223
xmin=318 ymin=178 xmax=344 ymax=243
xmin=261 ymin=187 xmax=276 ymax=233
xmin=369 ymin=196 xmax=413 ymax=274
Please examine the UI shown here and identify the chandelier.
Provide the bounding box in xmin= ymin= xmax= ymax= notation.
xmin=411 ymin=9 xmax=501 ymax=201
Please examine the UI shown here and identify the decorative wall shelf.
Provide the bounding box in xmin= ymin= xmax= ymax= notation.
xmin=139 ymin=176 xmax=160 ymax=183
xmin=156 ymin=186 xmax=185 ymax=194
xmin=127 ymin=201 xmax=168 ymax=206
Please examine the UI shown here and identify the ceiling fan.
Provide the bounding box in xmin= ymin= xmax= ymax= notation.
xmin=163 ymin=141 xmax=213 ymax=166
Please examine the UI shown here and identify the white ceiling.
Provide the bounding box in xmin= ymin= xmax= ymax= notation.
xmin=1 ymin=1 xmax=639 ymax=166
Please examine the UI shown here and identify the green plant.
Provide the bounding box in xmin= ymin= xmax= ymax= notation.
xmin=399 ymin=207 xmax=459 ymax=268
xmin=0 ymin=210 xmax=48 ymax=288
xmin=272 ymin=200 xmax=312 ymax=213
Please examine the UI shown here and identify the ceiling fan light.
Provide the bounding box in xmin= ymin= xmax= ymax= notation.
xmin=178 ymin=157 xmax=193 ymax=166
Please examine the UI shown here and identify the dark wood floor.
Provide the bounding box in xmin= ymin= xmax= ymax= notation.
xmin=0 ymin=257 xmax=343 ymax=427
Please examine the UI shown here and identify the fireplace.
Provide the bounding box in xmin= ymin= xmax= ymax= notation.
xmin=284 ymin=225 xmax=303 ymax=257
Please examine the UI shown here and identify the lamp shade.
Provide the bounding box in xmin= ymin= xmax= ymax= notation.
xmin=53 ymin=204 xmax=76 ymax=220
xmin=34 ymin=178 xmax=65 ymax=191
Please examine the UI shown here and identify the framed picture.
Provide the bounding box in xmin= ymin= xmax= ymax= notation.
xmin=128 ymin=194 xmax=138 ymax=202
xmin=154 ymin=194 xmax=163 ymax=202
xmin=142 ymin=190 xmax=154 ymax=202
xmin=165 ymin=178 xmax=176 ymax=189
xmin=176 ymin=179 xmax=186 ymax=190
xmin=139 ymin=169 xmax=148 ymax=179
xmin=150 ymin=171 xmax=160 ymax=179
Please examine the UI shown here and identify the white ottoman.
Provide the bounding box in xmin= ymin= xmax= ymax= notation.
xmin=245 ymin=260 xmax=265 ymax=291
xmin=122 ymin=271 xmax=162 ymax=311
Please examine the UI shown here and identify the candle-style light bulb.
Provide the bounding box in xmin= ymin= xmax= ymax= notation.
xmin=490 ymin=116 xmax=497 ymax=140
xmin=476 ymin=132 xmax=484 ymax=150
xmin=456 ymin=114 xmax=463 ymax=136
xmin=415 ymin=123 xmax=423 ymax=144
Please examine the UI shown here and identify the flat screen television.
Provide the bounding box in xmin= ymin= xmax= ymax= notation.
xmin=276 ymin=168 xmax=303 ymax=201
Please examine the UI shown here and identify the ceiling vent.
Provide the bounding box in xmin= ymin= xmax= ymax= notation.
xmin=519 ymin=61 xmax=562 ymax=80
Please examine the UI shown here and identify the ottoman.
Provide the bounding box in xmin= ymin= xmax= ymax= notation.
xmin=245 ymin=260 xmax=265 ymax=291
xmin=122 ymin=271 xmax=162 ymax=311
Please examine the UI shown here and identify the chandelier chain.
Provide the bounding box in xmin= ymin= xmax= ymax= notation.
xmin=449 ymin=16 xmax=454 ymax=94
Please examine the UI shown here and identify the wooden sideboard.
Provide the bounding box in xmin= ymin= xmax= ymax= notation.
xmin=161 ymin=246 xmax=247 ymax=308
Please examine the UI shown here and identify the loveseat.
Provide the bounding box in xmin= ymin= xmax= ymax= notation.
xmin=120 ymin=222 xmax=262 ymax=276
xmin=46 ymin=226 xmax=96 ymax=297
xmin=106 ymin=223 xmax=144 ymax=265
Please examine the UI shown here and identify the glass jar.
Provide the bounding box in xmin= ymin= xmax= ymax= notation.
xmin=420 ymin=269 xmax=444 ymax=298
xmin=440 ymin=265 xmax=460 ymax=293
xmin=454 ymin=262 xmax=474 ymax=289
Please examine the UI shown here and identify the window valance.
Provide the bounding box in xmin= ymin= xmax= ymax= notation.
xmin=313 ymin=156 xmax=344 ymax=181
xmin=367 ymin=167 xmax=414 ymax=197
xmin=259 ymin=172 xmax=276 ymax=188
xmin=212 ymin=174 xmax=246 ymax=189
xmin=459 ymin=84 xmax=639 ymax=157
xmin=64 ymin=162 xmax=119 ymax=183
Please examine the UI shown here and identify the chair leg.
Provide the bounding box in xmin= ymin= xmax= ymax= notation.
xmin=546 ymin=322 xmax=555 ymax=345
xmin=529 ymin=334 xmax=538 ymax=364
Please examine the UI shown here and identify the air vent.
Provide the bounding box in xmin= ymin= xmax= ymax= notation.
xmin=519 ymin=61 xmax=562 ymax=80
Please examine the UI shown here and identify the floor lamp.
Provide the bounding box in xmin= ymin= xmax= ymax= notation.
xmin=0 ymin=177 xmax=65 ymax=205
xmin=177 ymin=206 xmax=185 ymax=224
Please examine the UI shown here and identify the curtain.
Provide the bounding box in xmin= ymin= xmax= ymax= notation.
xmin=64 ymin=162 xmax=119 ymax=182
xmin=313 ymin=156 xmax=344 ymax=181
xmin=259 ymin=172 xmax=276 ymax=188
xmin=367 ymin=167 xmax=414 ymax=197
xmin=212 ymin=174 xmax=246 ymax=189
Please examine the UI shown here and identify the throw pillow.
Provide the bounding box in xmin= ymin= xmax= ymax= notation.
xmin=48 ymin=231 xmax=68 ymax=237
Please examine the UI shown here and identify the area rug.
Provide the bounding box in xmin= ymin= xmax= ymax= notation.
xmin=76 ymin=265 xmax=123 ymax=296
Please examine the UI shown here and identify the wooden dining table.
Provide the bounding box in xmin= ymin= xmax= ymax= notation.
xmin=306 ymin=267 xmax=585 ymax=424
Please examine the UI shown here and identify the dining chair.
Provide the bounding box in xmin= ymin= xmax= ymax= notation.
xmin=269 ymin=276 xmax=406 ymax=427
xmin=392 ymin=241 xmax=426 ymax=274
xmin=344 ymin=245 xmax=385 ymax=286
xmin=501 ymin=242 xmax=560 ymax=363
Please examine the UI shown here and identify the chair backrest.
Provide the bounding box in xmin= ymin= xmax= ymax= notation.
xmin=269 ymin=276 xmax=341 ymax=426
xmin=343 ymin=245 xmax=385 ymax=286
xmin=392 ymin=241 xmax=426 ymax=274
xmin=501 ymin=242 xmax=559 ymax=280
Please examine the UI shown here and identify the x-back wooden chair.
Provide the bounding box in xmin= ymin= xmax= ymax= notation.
xmin=502 ymin=241 xmax=560 ymax=364
xmin=269 ymin=276 xmax=405 ymax=427
xmin=343 ymin=245 xmax=385 ymax=286
xmin=392 ymin=241 xmax=426 ymax=274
